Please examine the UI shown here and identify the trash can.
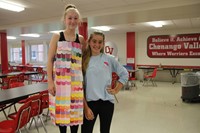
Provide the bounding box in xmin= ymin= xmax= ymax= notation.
xmin=181 ymin=72 xmax=199 ymax=102
xmin=196 ymin=71 xmax=200 ymax=88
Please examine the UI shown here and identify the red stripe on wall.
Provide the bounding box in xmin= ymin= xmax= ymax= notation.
xmin=0 ymin=32 xmax=8 ymax=73
xmin=21 ymin=40 xmax=25 ymax=65
xmin=126 ymin=32 xmax=136 ymax=77
xmin=78 ymin=22 xmax=88 ymax=40
xmin=126 ymin=32 xmax=135 ymax=65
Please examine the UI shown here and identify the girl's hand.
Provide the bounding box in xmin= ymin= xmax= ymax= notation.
xmin=107 ymin=85 xmax=119 ymax=95
xmin=48 ymin=81 xmax=56 ymax=96
xmin=85 ymin=107 xmax=94 ymax=120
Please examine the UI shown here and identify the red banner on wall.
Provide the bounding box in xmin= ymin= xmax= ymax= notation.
xmin=147 ymin=33 xmax=200 ymax=58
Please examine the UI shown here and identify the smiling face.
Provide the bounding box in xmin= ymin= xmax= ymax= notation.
xmin=88 ymin=33 xmax=105 ymax=56
xmin=64 ymin=9 xmax=80 ymax=30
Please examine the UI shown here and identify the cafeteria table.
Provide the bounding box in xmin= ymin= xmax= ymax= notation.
xmin=0 ymin=71 xmax=38 ymax=78
xmin=138 ymin=65 xmax=200 ymax=84
xmin=0 ymin=83 xmax=48 ymax=110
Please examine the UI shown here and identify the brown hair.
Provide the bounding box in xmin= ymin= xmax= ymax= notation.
xmin=82 ymin=31 xmax=105 ymax=76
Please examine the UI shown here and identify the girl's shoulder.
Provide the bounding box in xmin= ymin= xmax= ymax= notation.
xmin=52 ymin=32 xmax=60 ymax=41
xmin=102 ymin=54 xmax=116 ymax=62
xmin=78 ymin=34 xmax=84 ymax=42
xmin=103 ymin=53 xmax=115 ymax=59
xmin=78 ymin=34 xmax=86 ymax=50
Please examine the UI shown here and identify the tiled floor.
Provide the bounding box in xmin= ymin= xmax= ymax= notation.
xmin=1 ymin=81 xmax=200 ymax=133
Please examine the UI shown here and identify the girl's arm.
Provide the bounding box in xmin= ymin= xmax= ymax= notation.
xmin=47 ymin=33 xmax=59 ymax=96
xmin=79 ymin=35 xmax=87 ymax=52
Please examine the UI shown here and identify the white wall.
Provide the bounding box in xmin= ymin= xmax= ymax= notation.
xmin=105 ymin=33 xmax=127 ymax=65
xmin=105 ymin=28 xmax=200 ymax=82
xmin=136 ymin=28 xmax=200 ymax=66
xmin=136 ymin=28 xmax=200 ymax=82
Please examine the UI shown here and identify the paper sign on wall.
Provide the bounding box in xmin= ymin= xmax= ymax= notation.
xmin=127 ymin=58 xmax=134 ymax=63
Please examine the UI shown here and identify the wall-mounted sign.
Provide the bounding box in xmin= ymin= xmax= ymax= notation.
xmin=127 ymin=58 xmax=134 ymax=64
xmin=104 ymin=41 xmax=118 ymax=57
xmin=147 ymin=33 xmax=200 ymax=58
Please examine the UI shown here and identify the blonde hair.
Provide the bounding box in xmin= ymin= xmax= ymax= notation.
xmin=82 ymin=31 xmax=105 ymax=76
xmin=61 ymin=4 xmax=82 ymax=23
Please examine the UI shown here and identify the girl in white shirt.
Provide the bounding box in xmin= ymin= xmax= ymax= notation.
xmin=81 ymin=31 xmax=128 ymax=133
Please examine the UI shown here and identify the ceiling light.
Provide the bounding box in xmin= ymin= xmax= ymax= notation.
xmin=7 ymin=36 xmax=16 ymax=39
xmin=49 ymin=30 xmax=63 ymax=34
xmin=20 ymin=34 xmax=40 ymax=37
xmin=0 ymin=1 xmax=25 ymax=12
xmin=147 ymin=21 xmax=164 ymax=28
xmin=91 ymin=26 xmax=111 ymax=31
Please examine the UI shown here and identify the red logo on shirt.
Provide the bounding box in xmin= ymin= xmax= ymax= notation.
xmin=104 ymin=62 xmax=109 ymax=66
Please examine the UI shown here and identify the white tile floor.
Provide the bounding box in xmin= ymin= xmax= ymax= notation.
xmin=1 ymin=81 xmax=200 ymax=133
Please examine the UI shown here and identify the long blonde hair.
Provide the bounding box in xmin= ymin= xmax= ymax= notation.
xmin=82 ymin=31 xmax=105 ymax=76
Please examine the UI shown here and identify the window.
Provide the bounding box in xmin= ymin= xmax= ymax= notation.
xmin=10 ymin=47 xmax=22 ymax=63
xmin=30 ymin=44 xmax=44 ymax=62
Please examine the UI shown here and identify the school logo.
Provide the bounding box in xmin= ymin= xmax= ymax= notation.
xmin=104 ymin=41 xmax=118 ymax=57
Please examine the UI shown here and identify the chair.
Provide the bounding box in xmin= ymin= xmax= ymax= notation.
xmin=123 ymin=65 xmax=138 ymax=90
xmin=0 ymin=101 xmax=31 ymax=133
xmin=29 ymin=91 xmax=49 ymax=132
xmin=0 ymin=128 xmax=13 ymax=133
xmin=27 ymin=94 xmax=42 ymax=132
xmin=7 ymin=75 xmax=25 ymax=113
xmin=31 ymin=70 xmax=47 ymax=83
xmin=9 ymin=74 xmax=25 ymax=88
xmin=40 ymin=90 xmax=49 ymax=123
xmin=143 ymin=68 xmax=157 ymax=86
xmin=16 ymin=66 xmax=24 ymax=72
xmin=8 ymin=65 xmax=14 ymax=72
xmin=30 ymin=90 xmax=49 ymax=133
xmin=1 ymin=77 xmax=10 ymax=90
xmin=8 ymin=94 xmax=42 ymax=132
xmin=128 ymin=76 xmax=137 ymax=90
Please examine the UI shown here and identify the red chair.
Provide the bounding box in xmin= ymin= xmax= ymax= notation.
xmin=143 ymin=68 xmax=158 ymax=86
xmin=36 ymin=67 xmax=43 ymax=72
xmin=27 ymin=94 xmax=42 ymax=132
xmin=9 ymin=74 xmax=25 ymax=89
xmin=0 ymin=128 xmax=13 ymax=133
xmin=31 ymin=70 xmax=47 ymax=83
xmin=7 ymin=94 xmax=44 ymax=132
xmin=127 ymin=70 xmax=138 ymax=90
xmin=18 ymin=90 xmax=49 ymax=133
xmin=8 ymin=65 xmax=14 ymax=72
xmin=0 ymin=101 xmax=31 ymax=133
xmin=6 ymin=75 xmax=25 ymax=114
xmin=40 ymin=90 xmax=49 ymax=123
xmin=29 ymin=90 xmax=49 ymax=133
xmin=16 ymin=66 xmax=24 ymax=72
xmin=0 ymin=77 xmax=10 ymax=90
xmin=123 ymin=65 xmax=138 ymax=90
xmin=26 ymin=66 xmax=34 ymax=71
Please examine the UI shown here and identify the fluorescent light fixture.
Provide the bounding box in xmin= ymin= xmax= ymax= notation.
xmin=49 ymin=30 xmax=63 ymax=33
xmin=148 ymin=21 xmax=164 ymax=28
xmin=20 ymin=33 xmax=40 ymax=37
xmin=0 ymin=1 xmax=25 ymax=12
xmin=7 ymin=36 xmax=16 ymax=40
xmin=91 ymin=26 xmax=111 ymax=31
